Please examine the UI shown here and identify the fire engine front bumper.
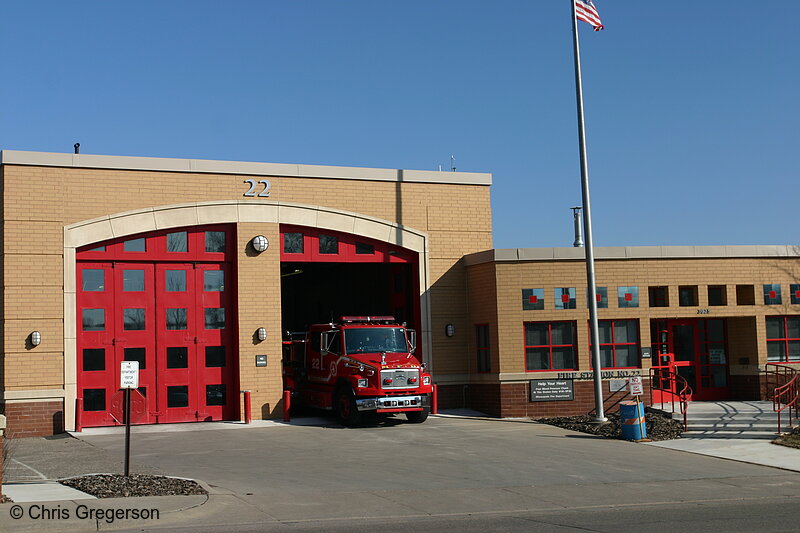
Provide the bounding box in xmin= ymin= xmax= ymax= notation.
xmin=356 ymin=395 xmax=428 ymax=412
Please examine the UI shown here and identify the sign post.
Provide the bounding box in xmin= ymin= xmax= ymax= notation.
xmin=120 ymin=361 xmax=139 ymax=477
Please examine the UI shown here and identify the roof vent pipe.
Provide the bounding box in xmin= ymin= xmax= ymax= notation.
xmin=74 ymin=143 xmax=80 ymax=154
xmin=571 ymin=206 xmax=584 ymax=248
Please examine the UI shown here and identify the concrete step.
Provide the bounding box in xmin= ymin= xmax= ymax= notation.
xmin=682 ymin=430 xmax=778 ymax=439
xmin=683 ymin=415 xmax=782 ymax=423
xmin=687 ymin=423 xmax=778 ymax=432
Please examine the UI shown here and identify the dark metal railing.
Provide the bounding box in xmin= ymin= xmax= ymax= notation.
xmin=649 ymin=368 xmax=692 ymax=431
xmin=763 ymin=363 xmax=798 ymax=434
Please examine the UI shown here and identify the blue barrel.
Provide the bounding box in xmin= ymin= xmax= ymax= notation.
xmin=620 ymin=401 xmax=647 ymax=441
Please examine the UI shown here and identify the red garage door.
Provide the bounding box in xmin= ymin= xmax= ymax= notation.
xmin=76 ymin=226 xmax=236 ymax=427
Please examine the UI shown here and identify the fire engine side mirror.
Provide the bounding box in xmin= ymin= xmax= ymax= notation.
xmin=407 ymin=329 xmax=417 ymax=354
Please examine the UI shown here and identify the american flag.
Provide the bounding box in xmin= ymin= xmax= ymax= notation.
xmin=575 ymin=0 xmax=604 ymax=31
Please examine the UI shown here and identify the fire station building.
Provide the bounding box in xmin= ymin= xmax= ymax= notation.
xmin=1 ymin=150 xmax=797 ymax=436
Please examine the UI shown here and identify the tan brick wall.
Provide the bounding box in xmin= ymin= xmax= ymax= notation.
xmin=467 ymin=256 xmax=800 ymax=390
xmin=1 ymin=163 xmax=492 ymax=425
xmin=235 ymin=223 xmax=285 ymax=420
xmin=465 ymin=263 xmax=498 ymax=374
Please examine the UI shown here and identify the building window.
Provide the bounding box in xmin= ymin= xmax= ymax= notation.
xmin=591 ymin=320 xmax=640 ymax=369
xmin=205 ymin=308 xmax=225 ymax=329
xmin=708 ymin=285 xmax=727 ymax=306
xmin=764 ymin=284 xmax=782 ymax=305
xmin=592 ymin=287 xmax=608 ymax=309
xmin=82 ymin=348 xmax=105 ymax=371
xmin=355 ymin=242 xmax=375 ymax=255
xmin=123 ymin=238 xmax=146 ymax=252
xmin=648 ymin=286 xmax=669 ymax=307
xmin=679 ymin=286 xmax=698 ymax=307
xmin=166 ymin=308 xmax=188 ymax=330
xmin=124 ymin=347 xmax=146 ymax=370
xmin=524 ymin=321 xmax=577 ymax=371
xmin=554 ymin=288 xmax=576 ymax=310
xmin=617 ymin=286 xmax=639 ymax=308
xmin=206 ymin=384 xmax=227 ymax=406
xmin=166 ymin=231 xmax=188 ymax=252
xmin=82 ymin=269 xmax=105 ymax=292
xmin=83 ymin=389 xmax=106 ymax=411
xmin=82 ymin=309 xmax=105 ymax=331
xmin=123 ymin=308 xmax=146 ymax=330
xmin=123 ymin=269 xmax=145 ymax=292
xmin=475 ymin=324 xmax=490 ymax=373
xmin=204 ymin=271 xmax=225 ymax=292
xmin=165 ymin=270 xmax=187 ymax=292
xmin=205 ymin=346 xmax=226 ymax=367
xmin=792 ymin=284 xmax=800 ymax=305
xmin=522 ymin=288 xmax=545 ymax=310
xmin=736 ymin=285 xmax=755 ymax=305
xmin=167 ymin=347 xmax=189 ymax=369
xmin=205 ymin=231 xmax=226 ymax=253
xmin=319 ymin=235 xmax=339 ymax=254
xmin=766 ymin=316 xmax=800 ymax=363
xmin=284 ymin=232 xmax=304 ymax=254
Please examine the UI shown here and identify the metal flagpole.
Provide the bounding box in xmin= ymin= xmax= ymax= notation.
xmin=570 ymin=0 xmax=606 ymax=423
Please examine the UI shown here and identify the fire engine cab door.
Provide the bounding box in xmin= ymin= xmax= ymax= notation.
xmin=309 ymin=330 xmax=339 ymax=384
xmin=321 ymin=330 xmax=342 ymax=383
xmin=306 ymin=331 xmax=326 ymax=383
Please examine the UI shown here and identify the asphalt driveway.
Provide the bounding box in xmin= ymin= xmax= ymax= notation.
xmin=5 ymin=414 xmax=800 ymax=531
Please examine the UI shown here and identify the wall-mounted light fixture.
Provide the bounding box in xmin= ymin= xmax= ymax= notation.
xmin=257 ymin=327 xmax=267 ymax=342
xmin=30 ymin=331 xmax=41 ymax=346
xmin=251 ymin=235 xmax=269 ymax=253
xmin=445 ymin=324 xmax=455 ymax=337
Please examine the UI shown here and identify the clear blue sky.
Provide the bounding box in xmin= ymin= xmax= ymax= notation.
xmin=2 ymin=1 xmax=796 ymax=249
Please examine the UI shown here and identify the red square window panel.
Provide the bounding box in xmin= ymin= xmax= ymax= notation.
xmin=769 ymin=291 xmax=777 ymax=299
xmin=529 ymin=296 xmax=538 ymax=304
xmin=624 ymin=293 xmax=633 ymax=302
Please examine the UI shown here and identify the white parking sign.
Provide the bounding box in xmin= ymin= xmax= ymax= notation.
xmin=120 ymin=361 xmax=139 ymax=389
xmin=629 ymin=376 xmax=643 ymax=396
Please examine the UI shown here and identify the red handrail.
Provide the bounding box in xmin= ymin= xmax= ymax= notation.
xmin=649 ymin=367 xmax=692 ymax=431
xmin=764 ymin=363 xmax=798 ymax=434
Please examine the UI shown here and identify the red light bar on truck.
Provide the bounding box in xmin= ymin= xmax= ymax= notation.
xmin=340 ymin=316 xmax=396 ymax=323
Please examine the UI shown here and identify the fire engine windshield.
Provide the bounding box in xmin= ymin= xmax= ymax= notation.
xmin=344 ymin=327 xmax=408 ymax=354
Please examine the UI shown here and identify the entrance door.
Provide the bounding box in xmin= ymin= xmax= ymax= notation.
xmin=660 ymin=319 xmax=730 ymax=401
xmin=77 ymin=226 xmax=237 ymax=427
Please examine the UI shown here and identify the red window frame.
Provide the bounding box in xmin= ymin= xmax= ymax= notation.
xmin=279 ymin=225 xmax=415 ymax=263
xmin=76 ymin=225 xmax=236 ymax=262
xmin=589 ymin=319 xmax=641 ymax=369
xmin=475 ymin=324 xmax=490 ymax=373
xmin=523 ymin=321 xmax=577 ymax=372
xmin=766 ymin=315 xmax=800 ymax=363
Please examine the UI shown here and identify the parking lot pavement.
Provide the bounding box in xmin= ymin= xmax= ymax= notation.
xmin=3 ymin=414 xmax=800 ymax=531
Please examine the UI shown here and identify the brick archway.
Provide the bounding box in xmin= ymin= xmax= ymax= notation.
xmin=62 ymin=200 xmax=430 ymax=430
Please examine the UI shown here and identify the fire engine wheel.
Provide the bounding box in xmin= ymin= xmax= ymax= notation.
xmin=406 ymin=407 xmax=430 ymax=424
xmin=335 ymin=387 xmax=363 ymax=427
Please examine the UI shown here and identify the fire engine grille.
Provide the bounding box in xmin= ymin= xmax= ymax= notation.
xmin=380 ymin=368 xmax=420 ymax=390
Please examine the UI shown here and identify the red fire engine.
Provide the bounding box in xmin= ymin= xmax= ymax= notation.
xmin=282 ymin=316 xmax=433 ymax=426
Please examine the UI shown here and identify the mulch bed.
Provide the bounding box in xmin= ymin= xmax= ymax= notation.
xmin=536 ymin=408 xmax=684 ymax=441
xmin=60 ymin=474 xmax=207 ymax=498
xmin=773 ymin=424 xmax=800 ymax=449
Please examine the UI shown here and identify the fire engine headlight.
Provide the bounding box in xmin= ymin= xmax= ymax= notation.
xmin=357 ymin=378 xmax=369 ymax=388
xmin=423 ymin=376 xmax=431 ymax=385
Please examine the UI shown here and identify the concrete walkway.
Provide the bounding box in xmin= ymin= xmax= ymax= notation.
xmin=647 ymin=401 xmax=799 ymax=472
